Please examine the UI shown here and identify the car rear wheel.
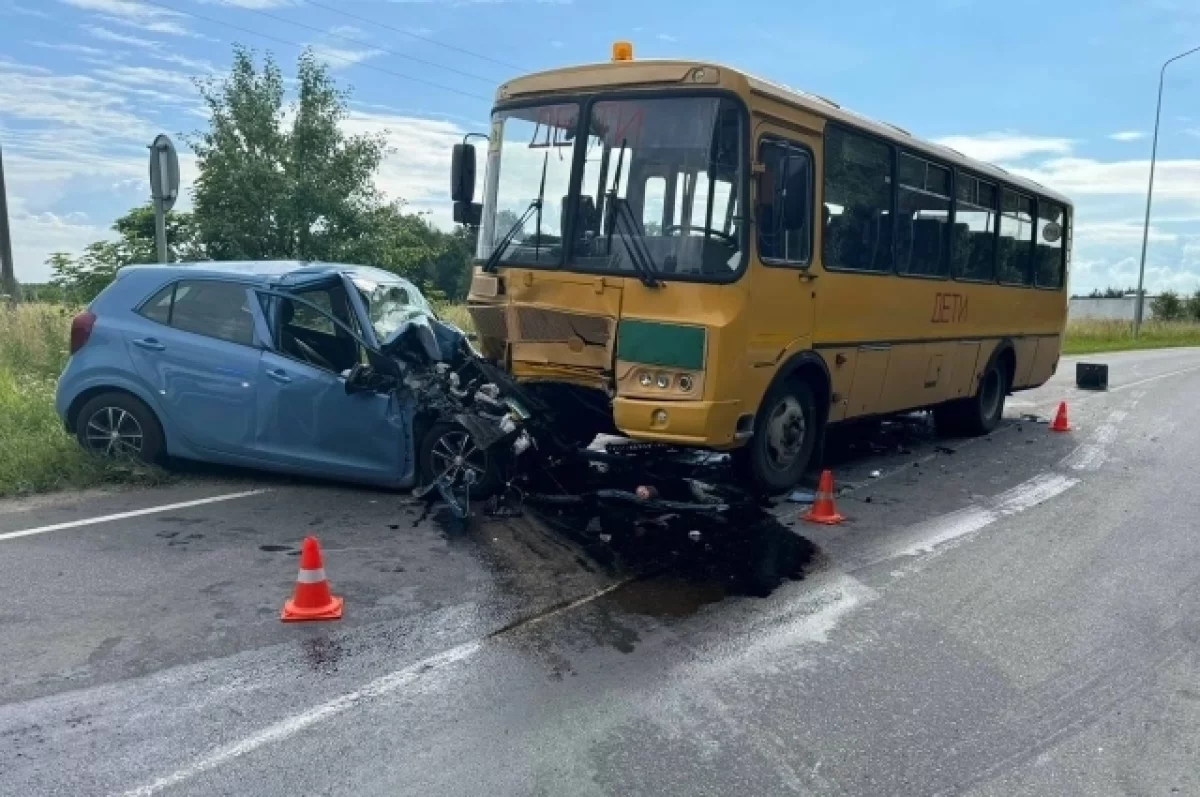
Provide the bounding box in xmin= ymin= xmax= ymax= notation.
xmin=738 ymin=378 xmax=819 ymax=495
xmin=74 ymin=392 xmax=165 ymax=464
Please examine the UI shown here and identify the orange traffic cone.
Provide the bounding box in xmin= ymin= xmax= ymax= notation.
xmin=281 ymin=536 xmax=343 ymax=622
xmin=803 ymin=470 xmax=845 ymax=525
xmin=1049 ymin=401 xmax=1072 ymax=432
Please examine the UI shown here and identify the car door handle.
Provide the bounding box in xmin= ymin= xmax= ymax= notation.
xmin=265 ymin=368 xmax=292 ymax=384
xmin=132 ymin=337 xmax=165 ymax=351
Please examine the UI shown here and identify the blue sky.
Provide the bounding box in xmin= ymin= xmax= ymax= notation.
xmin=2 ymin=0 xmax=1198 ymax=292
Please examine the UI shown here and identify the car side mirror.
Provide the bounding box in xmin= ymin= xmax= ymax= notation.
xmin=451 ymin=143 xmax=476 ymax=203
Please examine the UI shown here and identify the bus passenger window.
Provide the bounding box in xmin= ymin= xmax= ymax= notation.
xmin=896 ymin=153 xmax=950 ymax=278
xmin=823 ymin=126 xmax=893 ymax=272
xmin=1036 ymin=201 xmax=1066 ymax=289
xmin=951 ymin=174 xmax=997 ymax=281
xmin=997 ymin=190 xmax=1035 ymax=285
xmin=757 ymin=140 xmax=812 ymax=263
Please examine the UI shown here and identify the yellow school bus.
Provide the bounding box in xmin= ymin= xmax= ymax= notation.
xmin=451 ymin=43 xmax=1071 ymax=492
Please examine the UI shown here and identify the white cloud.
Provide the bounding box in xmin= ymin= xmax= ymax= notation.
xmin=62 ymin=0 xmax=178 ymax=19
xmin=934 ymin=132 xmax=1075 ymax=162
xmin=10 ymin=203 xmax=114 ymax=283
xmin=83 ymin=24 xmax=162 ymax=48
xmin=1073 ymin=221 xmax=1175 ymax=243
xmin=1011 ymin=157 xmax=1200 ymax=198
xmin=310 ymin=45 xmax=383 ymax=70
xmin=104 ymin=65 xmax=200 ymax=91
xmin=102 ymin=15 xmax=201 ymax=37
xmin=199 ymin=0 xmax=297 ymax=8
xmin=1109 ymin=130 xmax=1146 ymax=142
xmin=656 ymin=33 xmax=677 ymax=42
xmin=329 ymin=24 xmax=364 ymax=38
xmin=149 ymin=52 xmax=218 ymax=72
xmin=7 ymin=4 xmax=53 ymax=18
xmin=32 ymin=42 xmax=108 ymax=57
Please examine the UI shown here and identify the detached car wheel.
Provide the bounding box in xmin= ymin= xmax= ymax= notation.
xmin=418 ymin=421 xmax=503 ymax=498
xmin=74 ymin=392 xmax=164 ymax=464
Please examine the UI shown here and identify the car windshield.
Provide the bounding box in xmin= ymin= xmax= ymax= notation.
xmin=476 ymin=95 xmax=746 ymax=281
xmin=351 ymin=274 xmax=432 ymax=343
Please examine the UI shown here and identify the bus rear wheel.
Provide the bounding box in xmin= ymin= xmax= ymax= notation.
xmin=739 ymin=378 xmax=819 ymax=494
xmin=934 ymin=360 xmax=1006 ymax=437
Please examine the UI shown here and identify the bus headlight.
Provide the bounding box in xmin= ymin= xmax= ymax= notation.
xmin=639 ymin=372 xmax=653 ymax=387
xmin=655 ymin=373 xmax=670 ymax=389
xmin=677 ymin=374 xmax=694 ymax=392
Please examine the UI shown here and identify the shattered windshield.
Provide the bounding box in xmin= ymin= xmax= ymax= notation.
xmin=351 ymin=274 xmax=432 ymax=344
xmin=475 ymin=95 xmax=746 ymax=281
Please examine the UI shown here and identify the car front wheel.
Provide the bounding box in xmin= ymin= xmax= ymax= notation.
xmin=74 ymin=392 xmax=165 ymax=463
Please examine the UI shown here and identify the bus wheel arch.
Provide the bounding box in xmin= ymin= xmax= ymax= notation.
xmin=737 ymin=352 xmax=829 ymax=494
xmin=935 ymin=340 xmax=1013 ymax=437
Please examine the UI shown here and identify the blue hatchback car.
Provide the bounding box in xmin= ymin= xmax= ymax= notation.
xmin=56 ymin=261 xmax=439 ymax=488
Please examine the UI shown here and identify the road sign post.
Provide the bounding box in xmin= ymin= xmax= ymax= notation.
xmin=148 ymin=134 xmax=180 ymax=264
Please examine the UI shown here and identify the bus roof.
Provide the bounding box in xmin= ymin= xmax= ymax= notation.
xmin=497 ymin=59 xmax=1072 ymax=208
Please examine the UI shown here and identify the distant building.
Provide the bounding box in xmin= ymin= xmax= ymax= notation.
xmin=1068 ymin=295 xmax=1155 ymax=322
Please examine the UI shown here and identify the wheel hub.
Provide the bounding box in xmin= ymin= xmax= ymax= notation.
xmin=765 ymin=396 xmax=806 ymax=470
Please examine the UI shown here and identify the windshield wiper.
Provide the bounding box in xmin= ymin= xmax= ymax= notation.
xmin=482 ymin=151 xmax=549 ymax=274
xmin=604 ymin=140 xmax=662 ymax=289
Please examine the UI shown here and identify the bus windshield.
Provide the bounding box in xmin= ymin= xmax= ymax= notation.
xmin=476 ymin=95 xmax=746 ymax=281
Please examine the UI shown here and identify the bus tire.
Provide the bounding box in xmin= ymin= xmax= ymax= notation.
xmin=934 ymin=360 xmax=1006 ymax=437
xmin=739 ymin=378 xmax=819 ymax=494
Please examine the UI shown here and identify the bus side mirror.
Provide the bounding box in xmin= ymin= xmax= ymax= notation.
xmin=451 ymin=143 xmax=476 ymax=203
xmin=453 ymin=201 xmax=482 ymax=226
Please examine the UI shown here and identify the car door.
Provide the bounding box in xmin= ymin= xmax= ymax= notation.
xmin=253 ymin=284 xmax=412 ymax=486
xmin=125 ymin=278 xmax=264 ymax=456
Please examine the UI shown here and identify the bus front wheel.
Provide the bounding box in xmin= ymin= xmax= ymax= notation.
xmin=739 ymin=378 xmax=819 ymax=494
xmin=934 ymin=361 xmax=1006 ymax=437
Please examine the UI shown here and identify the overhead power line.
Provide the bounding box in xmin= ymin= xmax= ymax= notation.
xmin=208 ymin=1 xmax=496 ymax=85
xmin=296 ymin=0 xmax=527 ymax=73
xmin=136 ymin=0 xmax=492 ymax=103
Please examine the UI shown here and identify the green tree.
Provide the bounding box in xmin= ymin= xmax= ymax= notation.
xmin=48 ymin=205 xmax=203 ymax=303
xmin=189 ymin=46 xmax=385 ymax=262
xmin=1186 ymin=289 xmax=1200 ymax=322
xmin=1150 ymin=290 xmax=1183 ymax=321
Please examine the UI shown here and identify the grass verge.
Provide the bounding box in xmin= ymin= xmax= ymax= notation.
xmin=0 ymin=304 xmax=171 ymax=499
xmin=1062 ymin=319 xmax=1200 ymax=355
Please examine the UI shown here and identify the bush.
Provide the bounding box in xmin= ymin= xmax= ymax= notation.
xmin=1151 ymin=290 xmax=1184 ymax=321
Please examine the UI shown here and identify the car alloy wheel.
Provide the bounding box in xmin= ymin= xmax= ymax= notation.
xmin=83 ymin=406 xmax=145 ymax=456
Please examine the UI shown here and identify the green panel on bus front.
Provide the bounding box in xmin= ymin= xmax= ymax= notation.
xmin=616 ymin=320 xmax=706 ymax=371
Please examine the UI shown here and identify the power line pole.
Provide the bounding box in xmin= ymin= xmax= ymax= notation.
xmin=1134 ymin=44 xmax=1200 ymax=337
xmin=0 ymin=144 xmax=18 ymax=306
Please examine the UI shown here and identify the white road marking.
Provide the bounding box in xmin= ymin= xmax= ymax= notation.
xmin=118 ymin=641 xmax=482 ymax=797
xmin=0 ymin=489 xmax=270 ymax=542
xmin=1060 ymin=408 xmax=1127 ymax=473
xmin=118 ymin=577 xmax=634 ymax=796
xmin=1110 ymin=364 xmax=1200 ymax=393
xmin=844 ymin=472 xmax=1079 ymax=570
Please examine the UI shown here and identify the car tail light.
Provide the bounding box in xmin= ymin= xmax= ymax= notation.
xmin=69 ymin=311 xmax=96 ymax=354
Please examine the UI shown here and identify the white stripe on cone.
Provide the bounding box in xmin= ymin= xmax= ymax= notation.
xmin=296 ymin=568 xmax=327 ymax=584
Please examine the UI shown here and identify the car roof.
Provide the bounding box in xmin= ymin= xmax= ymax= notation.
xmin=118 ymin=260 xmax=406 ymax=288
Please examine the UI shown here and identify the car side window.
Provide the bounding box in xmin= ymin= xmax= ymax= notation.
xmin=139 ymin=279 xmax=255 ymax=346
xmin=268 ymin=286 xmax=367 ymax=375
xmin=139 ymin=284 xmax=174 ymax=325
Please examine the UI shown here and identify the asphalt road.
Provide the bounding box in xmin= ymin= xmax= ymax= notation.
xmin=3 ymin=348 xmax=1200 ymax=796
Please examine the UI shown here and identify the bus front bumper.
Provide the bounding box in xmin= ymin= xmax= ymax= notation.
xmin=613 ymin=397 xmax=745 ymax=449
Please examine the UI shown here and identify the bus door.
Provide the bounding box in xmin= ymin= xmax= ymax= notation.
xmin=746 ymin=126 xmax=818 ymax=388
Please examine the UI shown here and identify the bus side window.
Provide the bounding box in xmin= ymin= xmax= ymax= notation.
xmin=1035 ymin=200 xmax=1066 ymax=289
xmin=757 ymin=139 xmax=812 ymax=264
xmin=896 ymin=152 xmax=951 ymax=278
xmin=951 ymin=174 xmax=998 ymax=282
xmin=823 ymin=125 xmax=893 ymax=273
xmin=997 ymin=189 xmax=1035 ymax=286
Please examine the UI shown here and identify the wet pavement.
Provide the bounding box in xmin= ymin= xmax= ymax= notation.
xmin=3 ymin=349 xmax=1200 ymax=795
